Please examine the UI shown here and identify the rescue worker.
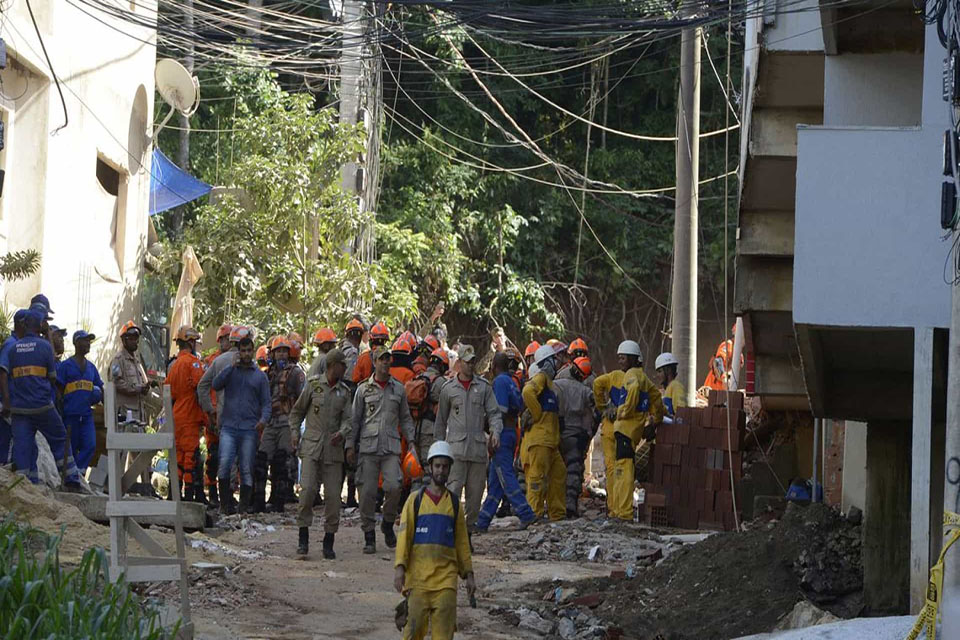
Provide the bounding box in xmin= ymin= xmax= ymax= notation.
xmin=703 ymin=324 xmax=735 ymax=391
xmin=413 ymin=334 xmax=440 ymax=376
xmin=475 ymin=351 xmax=536 ymax=532
xmin=394 ymin=440 xmax=475 ymax=640
xmin=108 ymin=321 xmax=155 ymax=493
xmin=198 ymin=325 xmax=245 ymax=507
xmin=434 ymin=344 xmax=502 ymax=531
xmin=593 ymin=344 xmax=632 ymax=514
xmin=164 ymin=326 xmax=207 ymax=501
xmin=388 ymin=331 xmax=418 ymax=385
xmin=655 ymin=352 xmax=686 ymax=418
xmin=307 ymin=327 xmax=338 ymax=378
xmin=523 ymin=341 xmax=540 ymax=372
xmin=49 ymin=325 xmax=67 ymax=362
xmin=554 ymin=356 xmax=596 ymax=518
xmin=201 ymin=323 xmax=232 ymax=506
xmin=0 ymin=309 xmax=82 ymax=488
xmin=57 ymin=330 xmax=103 ymax=476
xmin=411 ymin=348 xmax=448 ymax=471
xmin=520 ymin=344 xmax=566 ymax=521
xmin=0 ymin=310 xmax=26 ymax=465
xmin=211 ymin=329 xmax=271 ymax=515
xmin=341 ymin=317 xmax=365 ymax=385
xmin=256 ymin=345 xmax=269 ymax=370
xmin=610 ymin=341 xmax=663 ymax=521
xmin=260 ymin=336 xmax=306 ymax=512
xmin=286 ymin=332 xmax=304 ymax=366
xmin=352 ymin=321 xmax=389 ymax=384
xmin=558 ymin=338 xmax=596 ymax=387
xmin=352 ymin=346 xmax=417 ymax=554
xmin=289 ymin=348 xmax=355 ymax=558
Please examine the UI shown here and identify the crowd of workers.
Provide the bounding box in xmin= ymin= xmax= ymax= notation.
xmin=0 ymin=294 xmax=735 ymax=639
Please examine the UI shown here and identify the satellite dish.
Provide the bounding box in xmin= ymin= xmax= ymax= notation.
xmin=152 ymin=58 xmax=200 ymax=138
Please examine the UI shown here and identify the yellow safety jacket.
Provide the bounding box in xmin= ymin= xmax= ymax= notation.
xmin=615 ymin=367 xmax=663 ymax=443
xmin=521 ymin=372 xmax=560 ymax=449
xmin=395 ymin=488 xmax=472 ymax=593
xmin=661 ymin=379 xmax=686 ymax=417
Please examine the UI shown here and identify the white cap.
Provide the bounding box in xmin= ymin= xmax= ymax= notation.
xmin=655 ymin=352 xmax=679 ymax=370
xmin=617 ymin=340 xmax=643 ymax=360
xmin=427 ymin=440 xmax=453 ymax=463
xmin=533 ymin=344 xmax=557 ymax=366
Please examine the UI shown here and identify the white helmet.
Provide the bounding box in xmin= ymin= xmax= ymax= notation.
xmin=427 ymin=440 xmax=454 ymax=463
xmin=533 ymin=344 xmax=558 ymax=366
xmin=617 ymin=340 xmax=643 ymax=360
xmin=655 ymin=352 xmax=679 ymax=370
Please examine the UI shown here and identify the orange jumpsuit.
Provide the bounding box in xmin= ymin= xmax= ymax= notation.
xmin=203 ymin=350 xmax=224 ymax=488
xmin=703 ymin=339 xmax=733 ymax=391
xmin=353 ymin=349 xmax=374 ymax=384
xmin=412 ymin=354 xmax=428 ymax=375
xmin=166 ymin=350 xmax=208 ymax=489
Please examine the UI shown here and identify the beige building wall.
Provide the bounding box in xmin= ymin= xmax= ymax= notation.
xmin=0 ymin=1 xmax=157 ymax=371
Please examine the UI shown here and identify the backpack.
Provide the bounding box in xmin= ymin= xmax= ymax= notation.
xmin=413 ymin=486 xmax=460 ymax=523
xmin=405 ymin=372 xmax=438 ymax=421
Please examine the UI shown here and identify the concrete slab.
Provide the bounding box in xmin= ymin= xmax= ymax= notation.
xmin=55 ymin=492 xmax=206 ymax=530
xmin=734 ymin=615 xmax=919 ymax=639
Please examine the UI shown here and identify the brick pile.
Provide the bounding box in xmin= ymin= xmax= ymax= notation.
xmin=642 ymin=390 xmax=746 ymax=531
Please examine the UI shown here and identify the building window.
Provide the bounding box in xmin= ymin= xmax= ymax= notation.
xmin=95 ymin=155 xmax=127 ymax=280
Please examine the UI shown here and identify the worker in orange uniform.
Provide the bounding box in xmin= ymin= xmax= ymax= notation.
xmin=413 ymin=334 xmax=440 ymax=376
xmin=165 ymin=326 xmax=208 ymax=502
xmin=202 ymin=323 xmax=232 ymax=507
xmin=609 ymin=340 xmax=663 ymax=520
xmin=523 ymin=341 xmax=540 ymax=372
xmin=308 ymin=327 xmax=338 ymax=378
xmin=703 ymin=324 xmax=736 ymax=391
xmin=256 ymin=345 xmax=269 ymax=371
xmin=389 ymin=331 xmax=418 ymax=385
xmin=520 ymin=344 xmax=566 ymax=522
xmin=352 ymin=321 xmax=390 ymax=385
xmin=286 ymin=332 xmax=304 ymax=366
xmin=341 ymin=317 xmax=365 ymax=385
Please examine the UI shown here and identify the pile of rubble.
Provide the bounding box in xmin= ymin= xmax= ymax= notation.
xmin=142 ymin=561 xmax=257 ymax=612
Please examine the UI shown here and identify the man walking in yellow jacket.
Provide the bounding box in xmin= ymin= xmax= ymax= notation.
xmin=521 ymin=344 xmax=566 ymax=522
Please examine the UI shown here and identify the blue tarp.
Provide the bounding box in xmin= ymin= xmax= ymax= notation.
xmin=149 ymin=149 xmax=212 ymax=216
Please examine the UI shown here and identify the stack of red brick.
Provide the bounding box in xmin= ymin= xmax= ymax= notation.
xmin=642 ymin=390 xmax=746 ymax=531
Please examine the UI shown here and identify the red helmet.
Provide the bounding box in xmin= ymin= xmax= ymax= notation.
xmin=573 ymin=356 xmax=592 ymax=379
xmin=524 ymin=341 xmax=541 ymax=358
xmin=421 ymin=334 xmax=441 ymax=353
xmin=216 ymin=323 xmax=233 ymax=340
xmin=256 ymin=345 xmax=269 ymax=363
xmin=269 ymin=336 xmax=292 ymax=352
xmin=313 ymin=327 xmax=337 ymax=345
xmin=230 ymin=325 xmax=253 ymax=342
xmin=504 ymin=348 xmax=522 ymax=363
xmin=286 ymin=332 xmax=303 ymax=359
xmin=345 ymin=318 xmax=365 ymax=334
xmin=568 ymin=338 xmax=588 ymax=356
xmin=370 ymin=322 xmax=390 ymax=342
xmin=402 ymin=450 xmax=423 ymax=483
xmin=391 ymin=331 xmax=416 ymax=355
xmin=430 ymin=347 xmax=450 ymax=366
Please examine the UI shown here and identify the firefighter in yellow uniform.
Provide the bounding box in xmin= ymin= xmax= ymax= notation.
xmin=593 ymin=352 xmax=630 ymax=513
xmin=394 ymin=440 xmax=475 ymax=640
xmin=655 ymin=352 xmax=686 ymax=418
xmin=520 ymin=344 xmax=566 ymax=522
xmin=610 ymin=340 xmax=663 ymax=521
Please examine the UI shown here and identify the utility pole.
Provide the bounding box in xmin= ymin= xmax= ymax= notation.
xmin=671 ymin=3 xmax=701 ymax=405
xmin=339 ymin=0 xmax=363 ymax=253
xmin=173 ymin=0 xmax=194 ymax=241
xmin=944 ymin=278 xmax=960 ymax=634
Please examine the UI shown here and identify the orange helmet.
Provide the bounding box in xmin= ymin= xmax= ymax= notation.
xmin=286 ymin=332 xmax=303 ymax=359
xmin=287 ymin=331 xmax=303 ymax=344
xmin=421 ymin=334 xmax=441 ymax=353
xmin=313 ymin=327 xmax=337 ymax=345
xmin=391 ymin=331 xmax=415 ymax=355
xmin=269 ymin=335 xmax=292 ymax=352
xmin=216 ymin=323 xmax=233 ymax=340
xmin=369 ymin=322 xmax=390 ymax=342
xmin=119 ymin=321 xmax=141 ymax=338
xmin=524 ymin=341 xmax=541 ymax=358
xmin=504 ymin=347 xmax=522 ymax=364
xmin=256 ymin=345 xmax=269 ymax=363
xmin=402 ymin=450 xmax=423 ymax=483
xmin=573 ymin=356 xmax=592 ymax=379
xmin=430 ymin=347 xmax=450 ymax=366
xmin=345 ymin=318 xmax=365 ymax=334
xmin=568 ymin=338 xmax=588 ymax=356
xmin=230 ymin=325 xmax=253 ymax=342
xmin=175 ymin=325 xmax=201 ymax=343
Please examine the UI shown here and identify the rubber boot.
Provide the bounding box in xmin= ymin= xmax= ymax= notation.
xmin=381 ymin=521 xmax=397 ymax=549
xmin=266 ymin=455 xmax=285 ymax=513
xmin=297 ymin=527 xmax=309 ymax=556
xmin=363 ymin=530 xmax=376 ymax=554
xmin=323 ymin=532 xmax=336 ymax=559
xmin=345 ymin=475 xmax=358 ymax=509
xmin=219 ymin=478 xmax=236 ymax=516
xmin=207 ymin=482 xmax=220 ymax=509
xmin=252 ymin=478 xmax=267 ymax=514
xmin=238 ymin=484 xmax=253 ymax=515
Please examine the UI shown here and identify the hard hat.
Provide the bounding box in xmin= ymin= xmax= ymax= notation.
xmin=616 ymin=340 xmax=643 ymax=360
xmin=256 ymin=345 xmax=269 ymax=362
xmin=230 ymin=325 xmax=253 ymax=342
xmin=430 ymin=347 xmax=450 ymax=366
xmin=391 ymin=335 xmax=413 ymax=355
xmin=313 ymin=327 xmax=337 ymax=345
xmin=533 ymin=344 xmax=557 ymax=366
xmin=546 ymin=338 xmax=561 ymax=347
xmin=369 ymin=322 xmax=390 ymax=341
xmin=655 ymin=352 xmax=679 ymax=370
xmin=270 ymin=336 xmax=293 ymax=352
xmin=568 ymin=338 xmax=588 ymax=355
xmin=119 ymin=321 xmax=141 ymax=337
xmin=402 ymin=450 xmax=424 ymax=482
xmin=427 ymin=440 xmax=454 ymax=464
xmin=524 ymin=341 xmax=541 ymax=358
xmin=175 ymin=325 xmax=201 ymax=342
xmin=216 ymin=323 xmax=233 ymax=340
xmin=286 ymin=332 xmax=303 ymax=359
xmin=504 ymin=347 xmax=522 ymax=363
xmin=573 ymin=356 xmax=592 ymax=378
xmin=345 ymin=318 xmax=365 ymax=334
xmin=421 ymin=334 xmax=441 ymax=352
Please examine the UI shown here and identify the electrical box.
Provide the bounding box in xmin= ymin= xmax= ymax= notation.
xmin=945 ymin=129 xmax=959 ymax=176
xmin=942 ymin=181 xmax=957 ymax=229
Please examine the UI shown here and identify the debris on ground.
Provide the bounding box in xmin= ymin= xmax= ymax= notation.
xmin=773 ymin=600 xmax=840 ymax=631
xmin=491 ymin=501 xmax=862 ymax=640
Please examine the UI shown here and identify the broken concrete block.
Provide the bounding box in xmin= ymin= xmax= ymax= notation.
xmin=571 ymin=593 xmax=602 ymax=608
xmin=773 ymin=600 xmax=841 ymax=630
xmin=191 ymin=562 xmax=226 ymax=574
xmin=559 ymin=617 xmax=576 ymax=639
xmin=517 ymin=608 xmax=554 ymax=635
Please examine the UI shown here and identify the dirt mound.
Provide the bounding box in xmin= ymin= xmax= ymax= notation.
xmin=508 ymin=501 xmax=863 ymax=640
xmin=0 ymin=466 xmax=111 ymax=561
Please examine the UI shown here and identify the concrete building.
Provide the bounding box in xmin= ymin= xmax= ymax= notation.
xmin=736 ymin=0 xmax=948 ymax=615
xmin=0 ymin=2 xmax=157 ymax=372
